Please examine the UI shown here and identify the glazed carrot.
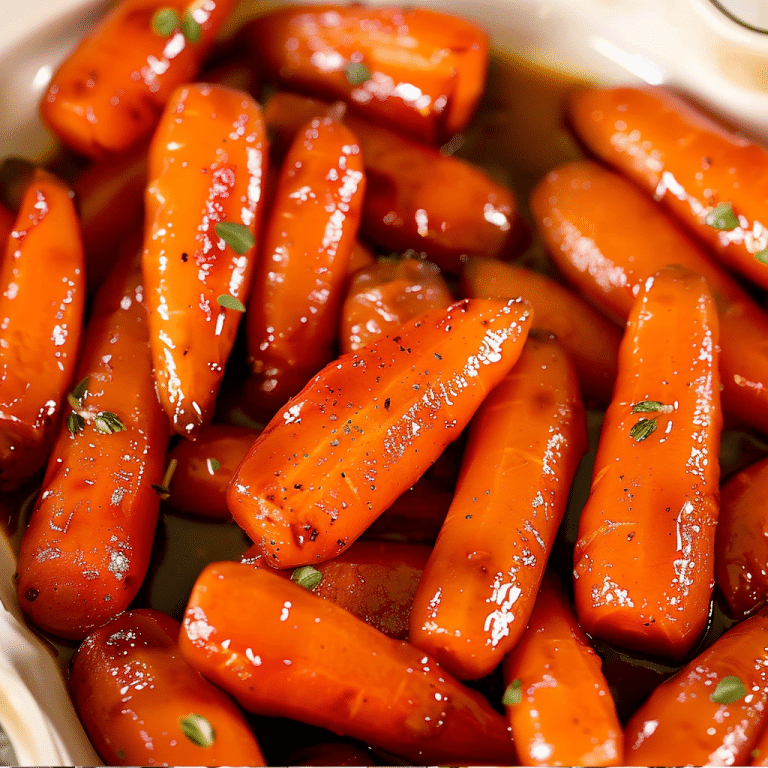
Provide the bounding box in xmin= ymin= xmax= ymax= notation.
xmin=502 ymin=572 xmax=623 ymax=766
xmin=241 ymin=5 xmax=488 ymax=145
xmin=340 ymin=257 xmax=453 ymax=354
xmin=531 ymin=159 xmax=768 ymax=433
xmin=228 ymin=297 xmax=532 ymax=568
xmin=263 ymin=91 xmax=528 ymax=273
xmin=70 ymin=609 xmax=266 ymax=766
xmin=166 ymin=424 xmax=262 ymax=520
xmin=244 ymin=114 xmax=366 ymax=418
xmin=16 ymin=252 xmax=169 ymax=640
xmin=572 ymin=266 xmax=721 ymax=659
xmin=143 ymin=83 xmax=268 ymax=438
xmin=624 ymin=608 xmax=768 ymax=766
xmin=180 ymin=561 xmax=516 ymax=765
xmin=346 ymin=240 xmax=376 ymax=277
xmin=409 ymin=333 xmax=587 ymax=680
xmin=241 ymin=539 xmax=430 ymax=640
xmin=461 ymin=258 xmax=620 ymax=407
xmin=0 ymin=169 xmax=85 ymax=491
xmin=714 ymin=455 xmax=768 ymax=618
xmin=40 ymin=0 xmax=237 ymax=158
xmin=568 ymin=86 xmax=768 ymax=289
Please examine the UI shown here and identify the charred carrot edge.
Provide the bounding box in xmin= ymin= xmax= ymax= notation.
xmin=70 ymin=608 xmax=266 ymax=766
xmin=143 ymin=83 xmax=268 ymax=438
xmin=530 ymin=159 xmax=768 ymax=433
xmin=240 ymin=5 xmax=489 ymax=144
xmin=180 ymin=561 xmax=516 ymax=765
xmin=624 ymin=608 xmax=768 ymax=766
xmin=502 ymin=572 xmax=623 ymax=766
xmin=228 ymin=297 xmax=532 ymax=568
xmin=339 ymin=257 xmax=453 ymax=354
xmin=572 ymin=266 xmax=721 ymax=660
xmin=245 ymin=114 xmax=366 ymax=418
xmin=409 ymin=333 xmax=587 ymax=680
xmin=568 ymin=86 xmax=768 ymax=289
xmin=461 ymin=257 xmax=621 ymax=407
xmin=16 ymin=252 xmax=169 ymax=640
xmin=0 ymin=169 xmax=85 ymax=491
xmin=40 ymin=0 xmax=237 ymax=158
xmin=263 ymin=91 xmax=528 ymax=274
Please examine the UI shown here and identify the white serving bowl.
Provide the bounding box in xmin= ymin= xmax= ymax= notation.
xmin=1 ymin=0 xmax=767 ymax=764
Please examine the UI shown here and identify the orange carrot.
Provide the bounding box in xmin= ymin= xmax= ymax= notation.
xmin=409 ymin=333 xmax=587 ymax=680
xmin=180 ymin=561 xmax=516 ymax=765
xmin=228 ymin=297 xmax=532 ymax=568
xmin=573 ymin=266 xmax=721 ymax=659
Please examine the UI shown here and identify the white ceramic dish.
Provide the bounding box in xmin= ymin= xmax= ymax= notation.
xmin=1 ymin=0 xmax=767 ymax=764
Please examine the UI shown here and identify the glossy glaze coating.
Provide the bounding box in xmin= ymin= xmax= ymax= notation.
xmin=180 ymin=561 xmax=516 ymax=765
xmin=573 ymin=267 xmax=721 ymax=659
xmin=245 ymin=115 xmax=366 ymax=417
xmin=16 ymin=253 xmax=168 ymax=639
xmin=70 ymin=609 xmax=266 ymax=766
xmin=0 ymin=169 xmax=85 ymax=491
xmin=409 ymin=333 xmax=587 ymax=680
xmin=143 ymin=83 xmax=267 ymax=437
xmin=40 ymin=0 xmax=237 ymax=158
xmin=228 ymin=297 xmax=532 ymax=568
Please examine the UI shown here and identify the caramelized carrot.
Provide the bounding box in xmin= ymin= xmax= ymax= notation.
xmin=568 ymin=86 xmax=768 ymax=289
xmin=409 ymin=333 xmax=587 ymax=680
xmin=180 ymin=561 xmax=516 ymax=765
xmin=228 ymin=297 xmax=532 ymax=568
xmin=245 ymin=114 xmax=366 ymax=418
xmin=624 ymin=608 xmax=768 ymax=766
xmin=340 ymin=257 xmax=453 ymax=354
xmin=573 ymin=266 xmax=721 ymax=659
xmin=0 ymin=169 xmax=85 ymax=490
xmin=40 ymin=0 xmax=237 ymax=158
xmin=461 ymin=258 xmax=621 ymax=406
xmin=502 ymin=572 xmax=623 ymax=766
xmin=531 ymin=159 xmax=768 ymax=433
xmin=241 ymin=5 xmax=488 ymax=145
xmin=16 ymin=252 xmax=169 ymax=640
xmin=346 ymin=240 xmax=376 ymax=277
xmin=143 ymin=83 xmax=267 ymax=437
xmin=70 ymin=609 xmax=265 ymax=766
xmin=166 ymin=424 xmax=262 ymax=520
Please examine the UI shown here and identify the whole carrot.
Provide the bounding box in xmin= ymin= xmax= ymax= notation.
xmin=409 ymin=333 xmax=587 ymax=680
xmin=573 ymin=266 xmax=721 ymax=660
xmin=70 ymin=609 xmax=266 ymax=766
xmin=568 ymin=86 xmax=768 ymax=289
xmin=40 ymin=0 xmax=237 ymax=158
xmin=16 ymin=252 xmax=169 ymax=640
xmin=143 ymin=83 xmax=268 ymax=437
xmin=228 ymin=297 xmax=532 ymax=568
xmin=502 ymin=572 xmax=623 ymax=766
xmin=180 ymin=561 xmax=516 ymax=765
xmin=0 ymin=169 xmax=85 ymax=491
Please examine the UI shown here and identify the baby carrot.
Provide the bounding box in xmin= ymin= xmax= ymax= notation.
xmin=530 ymin=159 xmax=768 ymax=433
xmin=143 ymin=83 xmax=267 ymax=437
xmin=568 ymin=86 xmax=768 ymax=289
xmin=461 ymin=258 xmax=621 ymax=406
xmin=0 ymin=169 xmax=85 ymax=491
xmin=624 ymin=608 xmax=768 ymax=766
xmin=409 ymin=333 xmax=587 ymax=680
xmin=40 ymin=0 xmax=237 ymax=158
xmin=573 ymin=266 xmax=721 ymax=660
xmin=180 ymin=561 xmax=516 ymax=765
xmin=240 ymin=5 xmax=488 ymax=145
xmin=245 ymin=114 xmax=366 ymax=418
xmin=228 ymin=297 xmax=532 ymax=568
xmin=16 ymin=252 xmax=169 ymax=640
xmin=70 ymin=608 xmax=266 ymax=766
xmin=502 ymin=572 xmax=623 ymax=766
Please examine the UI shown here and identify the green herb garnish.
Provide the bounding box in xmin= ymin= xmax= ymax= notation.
xmin=217 ymin=294 xmax=247 ymax=312
xmin=67 ymin=412 xmax=86 ymax=436
xmin=755 ymin=249 xmax=768 ymax=264
xmin=291 ymin=565 xmax=323 ymax=590
xmin=215 ymin=221 xmax=255 ymax=255
xmin=179 ymin=713 xmax=216 ymax=747
xmin=151 ymin=7 xmax=180 ymax=37
xmin=151 ymin=458 xmax=178 ymax=501
xmin=181 ymin=10 xmax=202 ymax=43
xmin=502 ymin=678 xmax=523 ymax=706
xmin=705 ymin=201 xmax=739 ymax=231
xmin=710 ymin=675 xmax=747 ymax=705
xmin=93 ymin=411 xmax=127 ymax=435
xmin=207 ymin=457 xmax=221 ymax=473
xmin=630 ymin=417 xmax=658 ymax=442
xmin=631 ymin=400 xmax=666 ymax=413
xmin=344 ymin=61 xmax=372 ymax=86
